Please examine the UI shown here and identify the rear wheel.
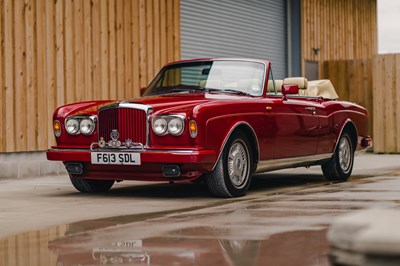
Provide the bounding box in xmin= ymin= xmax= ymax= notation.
xmin=206 ymin=131 xmax=253 ymax=198
xmin=322 ymin=131 xmax=354 ymax=181
xmin=69 ymin=175 xmax=115 ymax=193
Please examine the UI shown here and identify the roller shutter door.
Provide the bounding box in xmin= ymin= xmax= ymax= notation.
xmin=181 ymin=0 xmax=288 ymax=79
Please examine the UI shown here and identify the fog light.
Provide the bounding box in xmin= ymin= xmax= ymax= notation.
xmin=162 ymin=165 xmax=181 ymax=177
xmin=66 ymin=162 xmax=84 ymax=175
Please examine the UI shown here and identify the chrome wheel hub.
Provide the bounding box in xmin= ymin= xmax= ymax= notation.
xmin=227 ymin=140 xmax=249 ymax=189
xmin=338 ymin=136 xmax=352 ymax=173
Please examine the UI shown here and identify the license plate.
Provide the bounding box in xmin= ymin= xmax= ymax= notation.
xmin=91 ymin=152 xmax=141 ymax=165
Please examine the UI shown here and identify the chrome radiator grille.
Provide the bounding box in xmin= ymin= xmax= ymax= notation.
xmin=98 ymin=107 xmax=147 ymax=145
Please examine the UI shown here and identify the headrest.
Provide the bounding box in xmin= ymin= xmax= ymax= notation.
xmin=283 ymin=77 xmax=308 ymax=90
xmin=275 ymin=80 xmax=283 ymax=92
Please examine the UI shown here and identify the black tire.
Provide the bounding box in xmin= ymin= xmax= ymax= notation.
xmin=322 ymin=131 xmax=354 ymax=181
xmin=69 ymin=175 xmax=114 ymax=193
xmin=206 ymin=131 xmax=254 ymax=198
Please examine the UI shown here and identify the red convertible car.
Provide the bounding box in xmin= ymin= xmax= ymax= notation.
xmin=47 ymin=58 xmax=372 ymax=198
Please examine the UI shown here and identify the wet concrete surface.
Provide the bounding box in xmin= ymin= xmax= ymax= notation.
xmin=1 ymin=154 xmax=400 ymax=265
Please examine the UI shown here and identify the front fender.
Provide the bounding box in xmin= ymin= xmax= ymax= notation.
xmin=205 ymin=116 xmax=260 ymax=170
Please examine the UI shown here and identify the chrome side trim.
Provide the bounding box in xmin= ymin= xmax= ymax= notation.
xmin=255 ymin=153 xmax=333 ymax=173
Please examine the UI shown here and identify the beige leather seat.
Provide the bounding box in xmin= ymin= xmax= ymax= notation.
xmin=283 ymin=77 xmax=308 ymax=94
xmin=275 ymin=80 xmax=283 ymax=93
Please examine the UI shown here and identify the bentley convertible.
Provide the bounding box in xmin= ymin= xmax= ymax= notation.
xmin=47 ymin=58 xmax=372 ymax=198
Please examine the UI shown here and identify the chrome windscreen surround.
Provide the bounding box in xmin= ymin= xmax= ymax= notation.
xmin=97 ymin=101 xmax=153 ymax=148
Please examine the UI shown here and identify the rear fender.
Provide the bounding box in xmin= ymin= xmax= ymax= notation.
xmin=333 ymin=119 xmax=358 ymax=153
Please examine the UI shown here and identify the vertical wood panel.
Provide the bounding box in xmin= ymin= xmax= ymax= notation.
xmin=373 ymin=56 xmax=384 ymax=152
xmin=173 ymin=0 xmax=180 ymax=62
xmin=322 ymin=59 xmax=373 ymax=138
xmin=0 ymin=0 xmax=181 ymax=152
xmin=55 ymin=0 xmax=65 ymax=107
xmin=132 ymin=0 xmax=140 ymax=97
xmin=92 ymin=0 xmax=101 ymax=100
xmin=83 ymin=0 xmax=93 ymax=101
xmin=65 ymin=0 xmax=75 ymax=103
xmin=146 ymin=0 xmax=153 ymax=82
xmin=166 ymin=0 xmax=173 ymax=63
xmin=45 ymin=0 xmax=56 ymax=148
xmin=37 ymin=0 xmax=46 ymax=151
xmin=138 ymin=0 xmax=147 ymax=88
xmin=302 ymin=0 xmax=376 ymax=65
xmin=0 ymin=0 xmax=4 ymax=152
xmin=108 ymin=0 xmax=117 ymax=99
xmin=100 ymin=0 xmax=109 ymax=100
xmin=153 ymin=0 xmax=160 ymax=75
xmin=26 ymin=0 xmax=37 ymax=150
xmin=15 ymin=0 xmax=27 ymax=151
xmin=116 ymin=0 xmax=124 ymax=99
xmin=160 ymin=0 xmax=167 ymax=66
xmin=74 ymin=0 xmax=84 ymax=103
xmin=372 ymin=54 xmax=400 ymax=153
xmin=396 ymin=55 xmax=400 ymax=153
xmin=123 ymin=0 xmax=132 ymax=99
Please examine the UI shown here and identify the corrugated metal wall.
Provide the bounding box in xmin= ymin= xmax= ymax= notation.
xmin=180 ymin=0 xmax=288 ymax=79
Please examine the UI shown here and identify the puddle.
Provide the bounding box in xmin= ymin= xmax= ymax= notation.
xmin=0 ymin=224 xmax=329 ymax=266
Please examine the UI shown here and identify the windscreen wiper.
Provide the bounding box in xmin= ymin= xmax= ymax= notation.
xmin=205 ymin=88 xmax=252 ymax=96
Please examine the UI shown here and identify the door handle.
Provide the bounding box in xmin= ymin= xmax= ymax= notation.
xmin=305 ymin=107 xmax=316 ymax=115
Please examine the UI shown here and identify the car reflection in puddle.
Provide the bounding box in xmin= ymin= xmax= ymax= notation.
xmin=0 ymin=222 xmax=330 ymax=266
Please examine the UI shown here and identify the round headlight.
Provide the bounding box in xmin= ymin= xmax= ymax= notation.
xmin=65 ymin=118 xmax=80 ymax=135
xmin=168 ymin=117 xmax=184 ymax=136
xmin=80 ymin=118 xmax=95 ymax=135
xmin=153 ymin=117 xmax=168 ymax=135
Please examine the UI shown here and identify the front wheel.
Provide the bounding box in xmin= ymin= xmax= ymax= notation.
xmin=322 ymin=131 xmax=354 ymax=181
xmin=69 ymin=175 xmax=115 ymax=193
xmin=206 ymin=131 xmax=254 ymax=198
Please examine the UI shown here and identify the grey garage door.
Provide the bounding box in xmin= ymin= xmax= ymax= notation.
xmin=181 ymin=0 xmax=288 ymax=79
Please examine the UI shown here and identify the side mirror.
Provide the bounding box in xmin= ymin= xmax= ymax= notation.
xmin=140 ymin=87 xmax=146 ymax=96
xmin=282 ymin=84 xmax=299 ymax=100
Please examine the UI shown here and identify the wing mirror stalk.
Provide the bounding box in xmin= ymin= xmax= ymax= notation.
xmin=281 ymin=84 xmax=299 ymax=100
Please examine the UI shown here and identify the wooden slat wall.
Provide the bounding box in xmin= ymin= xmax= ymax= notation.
xmin=373 ymin=54 xmax=400 ymax=153
xmin=0 ymin=225 xmax=67 ymax=266
xmin=0 ymin=0 xmax=180 ymax=153
xmin=302 ymin=0 xmax=377 ymax=66
xmin=322 ymin=55 xmax=400 ymax=153
xmin=321 ymin=60 xmax=373 ymax=136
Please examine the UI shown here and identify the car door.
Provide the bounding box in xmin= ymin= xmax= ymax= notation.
xmin=270 ymin=97 xmax=321 ymax=158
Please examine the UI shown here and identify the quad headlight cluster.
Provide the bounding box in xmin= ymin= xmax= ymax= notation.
xmin=63 ymin=116 xmax=96 ymax=136
xmin=152 ymin=115 xmax=185 ymax=136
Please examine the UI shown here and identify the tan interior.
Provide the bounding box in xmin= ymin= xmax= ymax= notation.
xmin=305 ymin=79 xmax=339 ymax=99
xmin=283 ymin=77 xmax=308 ymax=90
xmin=281 ymin=77 xmax=339 ymax=99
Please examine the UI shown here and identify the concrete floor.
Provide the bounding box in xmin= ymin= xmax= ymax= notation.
xmin=0 ymin=153 xmax=400 ymax=265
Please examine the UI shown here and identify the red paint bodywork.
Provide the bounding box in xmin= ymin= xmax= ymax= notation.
xmin=47 ymin=58 xmax=371 ymax=182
